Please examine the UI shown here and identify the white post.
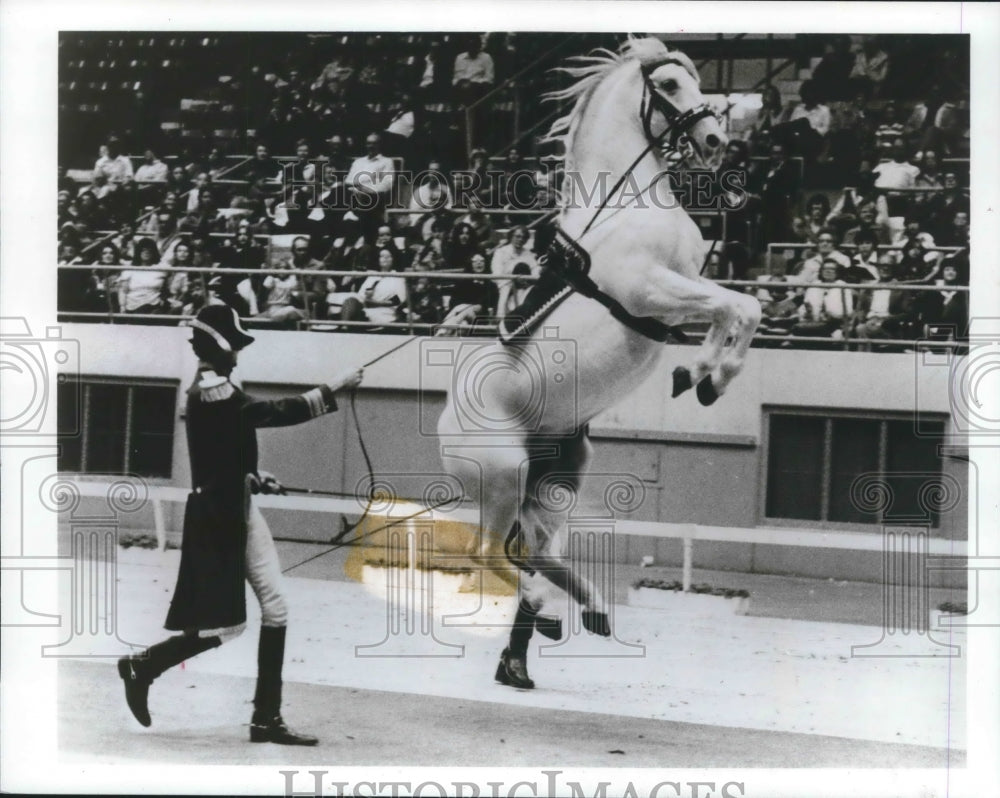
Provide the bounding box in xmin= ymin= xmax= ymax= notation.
xmin=682 ymin=535 xmax=693 ymax=593
xmin=152 ymin=498 xmax=166 ymax=552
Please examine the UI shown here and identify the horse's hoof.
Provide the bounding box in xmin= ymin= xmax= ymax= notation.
xmin=696 ymin=375 xmax=720 ymax=406
xmin=582 ymin=610 xmax=611 ymax=637
xmin=671 ymin=367 xmax=693 ymax=398
xmin=534 ymin=613 xmax=563 ymax=641
xmin=495 ymin=648 xmax=534 ymax=689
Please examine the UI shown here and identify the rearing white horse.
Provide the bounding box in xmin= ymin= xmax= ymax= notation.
xmin=437 ymin=38 xmax=760 ymax=689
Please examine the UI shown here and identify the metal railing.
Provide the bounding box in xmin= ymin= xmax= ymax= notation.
xmin=58 ymin=262 xmax=969 ymax=351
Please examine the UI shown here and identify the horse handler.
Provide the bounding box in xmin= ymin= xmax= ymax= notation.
xmin=117 ymin=304 xmax=363 ymax=745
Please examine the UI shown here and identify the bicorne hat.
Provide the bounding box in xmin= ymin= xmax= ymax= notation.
xmin=188 ymin=304 xmax=255 ymax=352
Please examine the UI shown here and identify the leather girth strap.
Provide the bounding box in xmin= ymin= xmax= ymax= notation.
xmin=542 ymin=226 xmax=688 ymax=344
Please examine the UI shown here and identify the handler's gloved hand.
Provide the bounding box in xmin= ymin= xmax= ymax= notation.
xmin=249 ymin=471 xmax=286 ymax=495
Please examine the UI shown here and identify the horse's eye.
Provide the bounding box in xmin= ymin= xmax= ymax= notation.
xmin=662 ymin=79 xmax=678 ymax=93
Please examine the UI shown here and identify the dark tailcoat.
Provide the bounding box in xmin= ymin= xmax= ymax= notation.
xmin=164 ymin=373 xmax=337 ymax=631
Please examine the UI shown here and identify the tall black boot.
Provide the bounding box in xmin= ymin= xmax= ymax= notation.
xmin=250 ymin=626 xmax=317 ymax=746
xmin=117 ymin=633 xmax=221 ymax=727
xmin=495 ymin=599 xmax=536 ymax=689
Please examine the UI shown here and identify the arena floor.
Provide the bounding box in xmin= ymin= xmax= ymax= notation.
xmin=55 ymin=547 xmax=965 ymax=770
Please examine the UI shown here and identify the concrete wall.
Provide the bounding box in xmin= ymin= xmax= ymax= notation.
xmin=64 ymin=323 xmax=968 ymax=585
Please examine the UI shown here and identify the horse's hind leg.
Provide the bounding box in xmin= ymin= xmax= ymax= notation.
xmin=518 ymin=430 xmax=610 ymax=633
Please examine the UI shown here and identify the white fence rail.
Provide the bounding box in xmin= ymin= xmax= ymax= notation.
xmin=67 ymin=478 xmax=966 ymax=592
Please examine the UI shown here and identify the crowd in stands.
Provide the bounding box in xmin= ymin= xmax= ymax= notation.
xmin=57 ymin=32 xmax=970 ymax=348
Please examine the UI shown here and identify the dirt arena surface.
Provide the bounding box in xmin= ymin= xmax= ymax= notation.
xmin=55 ymin=547 xmax=965 ymax=770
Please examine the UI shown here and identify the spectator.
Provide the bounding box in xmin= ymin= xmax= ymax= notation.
xmin=456 ymin=196 xmax=494 ymax=247
xmin=203 ymin=147 xmax=229 ymax=180
xmin=925 ymin=171 xmax=970 ymax=239
xmin=165 ymin=240 xmax=197 ymax=314
xmin=786 ymin=79 xmax=830 ymax=159
xmin=795 ymin=227 xmax=851 ymax=285
xmin=498 ymin=148 xmax=537 ymax=210
xmin=843 ymin=229 xmax=881 ymax=283
xmin=908 ymin=86 xmax=963 ymax=156
xmin=111 ymin=220 xmax=138 ymax=264
xmin=827 ymin=171 xmax=889 ymax=235
xmin=289 ymin=139 xmax=316 ymax=185
xmin=134 ymin=149 xmax=169 ymax=184
xmin=894 ymin=236 xmax=938 ymax=283
xmin=244 ymin=144 xmax=283 ymax=185
xmin=747 ymin=142 xmax=800 ymax=247
xmin=346 ymin=133 xmax=396 ymax=243
xmin=935 ymin=208 xmax=970 ymax=248
xmin=56 ymin=239 xmax=90 ymax=314
xmin=852 ymin=255 xmax=920 ymax=348
xmin=75 ymin=190 xmax=111 ymax=233
xmin=408 ymin=162 xmax=453 ymax=233
xmin=185 ymin=172 xmax=212 ymax=213
xmin=284 ymin=235 xmax=327 ymax=318
xmin=920 ymin=251 xmax=967 ymax=331
xmin=217 ymin=224 xmax=266 ymax=316
xmin=496 ymin=262 xmax=534 ymax=319
xmin=341 ymin=248 xmax=407 ymax=327
xmin=324 ymin=134 xmax=352 ymax=175
xmin=57 ymin=189 xmax=76 ymax=229
xmin=417 ymin=40 xmax=449 ymax=102
xmin=490 ymin=225 xmax=537 ymax=283
xmin=93 ymin=136 xmax=134 ymax=191
xmin=406 ymin=275 xmax=445 ymax=328
xmin=453 ymin=35 xmax=495 ymax=104
xmin=843 ymin=202 xmax=892 ymax=246
xmin=872 ymin=138 xmax=920 ymax=190
xmin=444 ymin=222 xmax=480 ymax=272
xmin=117 ymin=238 xmax=168 ymax=318
xmin=440 ymin=251 xmax=498 ymax=333
xmin=713 ymin=139 xmax=752 ymax=247
xmin=179 ymin=187 xmax=223 ymax=236
xmin=754 ymin=257 xmax=799 ymax=336
xmin=796 ymin=194 xmax=832 ymax=244
xmin=850 ymin=36 xmax=890 ymax=97
xmin=382 ymin=92 xmax=417 ymax=163
xmin=354 ymin=225 xmax=403 ymax=272
xmin=90 ymin=243 xmax=123 ymax=312
xmin=793 ymin=258 xmax=854 ymax=341
xmin=914 ymin=150 xmax=943 ymax=189
xmin=254 ymin=260 xmax=309 ymax=327
xmin=752 ymin=85 xmax=786 ymax=139
xmin=810 ymin=35 xmax=854 ymax=103
xmin=874 ymin=102 xmax=908 ymax=153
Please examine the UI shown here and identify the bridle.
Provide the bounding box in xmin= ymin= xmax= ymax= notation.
xmin=639 ymin=58 xmax=718 ymax=161
xmin=579 ymin=58 xmax=720 ymax=240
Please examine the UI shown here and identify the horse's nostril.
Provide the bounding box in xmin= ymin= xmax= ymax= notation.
xmin=705 ymin=134 xmax=721 ymax=148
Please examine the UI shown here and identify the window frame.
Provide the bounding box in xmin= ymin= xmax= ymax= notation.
xmin=759 ymin=405 xmax=951 ymax=531
xmin=58 ymin=375 xmax=180 ymax=481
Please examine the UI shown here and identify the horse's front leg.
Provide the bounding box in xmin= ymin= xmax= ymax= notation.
xmin=624 ymin=269 xmax=744 ymax=404
xmin=712 ymin=288 xmax=761 ymax=397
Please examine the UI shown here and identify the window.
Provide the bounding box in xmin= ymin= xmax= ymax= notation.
xmin=57 ymin=377 xmax=177 ymax=478
xmin=764 ymin=410 xmax=947 ymax=526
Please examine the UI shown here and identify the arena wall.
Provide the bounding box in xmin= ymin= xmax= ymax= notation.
xmin=62 ymin=323 xmax=968 ymax=586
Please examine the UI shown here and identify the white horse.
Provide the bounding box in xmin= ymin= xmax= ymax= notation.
xmin=437 ymin=38 xmax=760 ymax=688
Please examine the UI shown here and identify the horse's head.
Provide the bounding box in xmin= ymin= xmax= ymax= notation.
xmin=638 ymin=55 xmax=727 ymax=170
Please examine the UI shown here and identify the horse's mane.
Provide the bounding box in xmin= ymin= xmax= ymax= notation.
xmin=541 ymin=37 xmax=698 ymax=176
